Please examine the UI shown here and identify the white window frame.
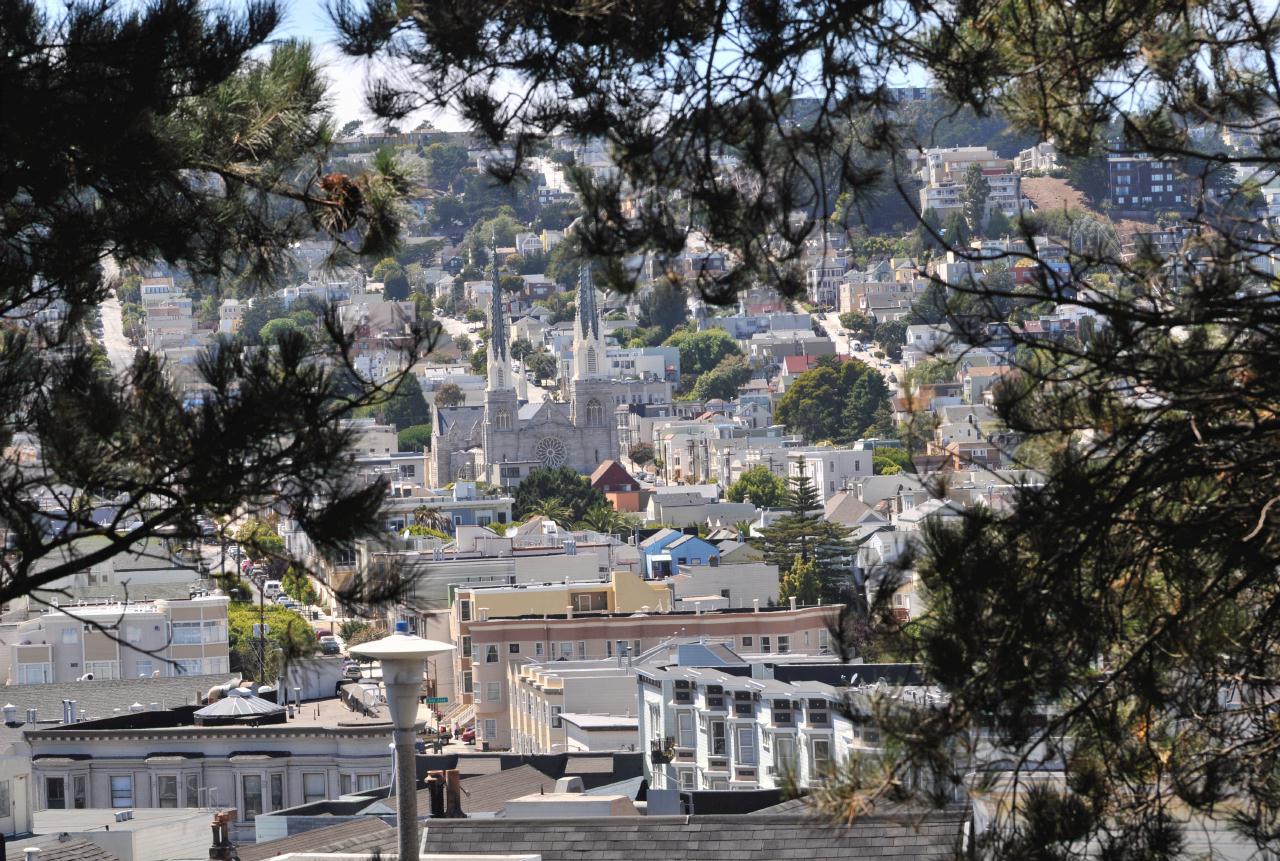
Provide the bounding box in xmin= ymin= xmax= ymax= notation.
xmin=171 ymin=621 xmax=203 ymax=645
xmin=18 ymin=663 xmax=51 ymax=684
xmin=677 ymin=711 xmax=695 ymax=748
xmin=811 ymin=738 xmax=833 ymax=775
xmin=157 ymin=774 xmax=179 ymax=808
xmin=735 ymin=725 xmax=757 ymax=765
xmin=303 ymin=772 xmax=327 ymax=804
xmin=110 ymin=775 xmax=134 ymax=809
xmin=85 ymin=660 xmax=120 ymax=680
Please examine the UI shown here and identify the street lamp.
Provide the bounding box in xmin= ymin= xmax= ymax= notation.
xmin=349 ymin=621 xmax=453 ymax=861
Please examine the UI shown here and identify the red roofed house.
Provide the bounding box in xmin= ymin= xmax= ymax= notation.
xmin=590 ymin=460 xmax=644 ymax=513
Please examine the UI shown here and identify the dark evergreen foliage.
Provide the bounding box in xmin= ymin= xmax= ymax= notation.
xmin=0 ymin=1 xmax=428 ymax=612
xmin=513 ymin=467 xmax=608 ymax=523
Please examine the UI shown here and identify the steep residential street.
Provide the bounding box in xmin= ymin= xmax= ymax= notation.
xmin=99 ymin=293 xmax=134 ymax=374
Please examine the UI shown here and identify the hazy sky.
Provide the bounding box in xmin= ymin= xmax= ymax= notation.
xmin=278 ymin=1 xmax=458 ymax=131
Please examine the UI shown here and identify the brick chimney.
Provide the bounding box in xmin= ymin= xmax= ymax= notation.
xmin=209 ymin=810 xmax=236 ymax=861
xmin=445 ymin=769 xmax=464 ymax=817
xmin=425 ymin=772 xmax=446 ymax=818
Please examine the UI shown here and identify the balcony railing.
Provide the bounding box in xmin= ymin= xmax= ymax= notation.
xmin=650 ymin=738 xmax=674 ymax=764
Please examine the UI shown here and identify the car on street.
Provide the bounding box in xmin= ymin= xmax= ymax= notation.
xmin=342 ymin=661 xmax=363 ymax=679
xmin=460 ymin=727 xmax=476 ymax=744
xmin=319 ymin=635 xmax=340 ymax=655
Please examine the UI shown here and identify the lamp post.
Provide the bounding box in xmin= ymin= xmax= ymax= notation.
xmin=348 ymin=622 xmax=453 ymax=861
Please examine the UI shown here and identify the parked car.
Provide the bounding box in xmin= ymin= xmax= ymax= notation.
xmin=262 ymin=579 xmax=283 ymax=599
xmin=460 ymin=727 xmax=476 ymax=744
xmin=319 ymin=636 xmax=340 ymax=655
xmin=342 ymin=661 xmax=363 ymax=679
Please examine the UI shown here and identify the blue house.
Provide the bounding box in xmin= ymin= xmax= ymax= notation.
xmin=639 ymin=529 xmax=720 ymax=578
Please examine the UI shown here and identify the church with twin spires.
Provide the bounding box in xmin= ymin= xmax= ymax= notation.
xmin=428 ymin=264 xmax=622 ymax=487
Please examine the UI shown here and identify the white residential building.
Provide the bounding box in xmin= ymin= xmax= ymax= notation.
xmin=1 ymin=594 xmax=230 ymax=685
xmin=786 ymin=448 xmax=874 ymax=501
xmin=637 ymin=660 xmax=925 ymax=792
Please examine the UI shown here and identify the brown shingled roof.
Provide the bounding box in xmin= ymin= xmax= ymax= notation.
xmin=5 ymin=836 xmax=119 ymax=861
xmin=235 ymin=817 xmax=394 ymax=861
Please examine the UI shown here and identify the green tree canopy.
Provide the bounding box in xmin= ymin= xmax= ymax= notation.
xmin=775 ymin=357 xmax=889 ymax=444
xmin=514 ymin=467 xmax=607 ymax=523
xmin=434 ymin=381 xmax=465 ymax=407
xmin=628 ymin=443 xmax=655 ymax=466
xmin=873 ymin=319 xmax=909 ymax=361
xmin=397 ymin=423 xmax=433 ymax=452
xmin=961 ymin=163 xmax=992 ymax=233
xmin=637 ymin=281 xmax=689 ymax=337
xmin=780 ymin=555 xmax=821 ymax=606
xmin=228 ymin=603 xmax=316 ymax=684
xmin=423 ymin=142 xmax=469 ymax=191
xmin=984 ymin=207 xmax=1012 ymax=239
xmin=524 ymin=351 xmax=558 ymax=381
xmin=259 ymin=317 xmax=302 ymax=344
xmin=838 ymin=311 xmax=875 ymax=339
xmin=665 ymin=328 xmax=743 ymax=378
xmin=510 ymin=337 xmax=535 ymax=361
xmin=535 ymin=291 xmax=576 ymax=324
xmin=688 ymin=355 xmax=752 ymax=401
xmin=727 ymin=466 xmax=787 ymax=508
xmin=358 ymin=372 xmax=430 ymax=430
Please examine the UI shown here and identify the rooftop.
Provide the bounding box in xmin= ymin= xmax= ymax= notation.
xmin=374 ymin=811 xmax=967 ymax=860
xmin=5 ymin=835 xmax=118 ymax=861
xmin=236 ymin=817 xmax=394 ymax=861
xmin=36 ymin=593 xmax=228 ymax=618
xmin=34 ymin=806 xmax=211 ymax=833
xmin=559 ymin=713 xmax=638 ymax=731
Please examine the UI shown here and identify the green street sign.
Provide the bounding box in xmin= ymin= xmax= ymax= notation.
xmin=424 ymin=697 xmax=448 ymax=704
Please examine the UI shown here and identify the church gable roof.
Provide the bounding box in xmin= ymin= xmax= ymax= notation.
xmin=437 ymin=405 xmax=485 ymax=434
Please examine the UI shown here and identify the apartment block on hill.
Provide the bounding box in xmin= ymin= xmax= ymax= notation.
xmin=1 ymin=593 xmax=230 ymax=684
xmin=453 ymin=601 xmax=840 ymax=751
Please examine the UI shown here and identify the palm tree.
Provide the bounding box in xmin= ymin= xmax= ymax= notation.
xmin=413 ymin=505 xmax=451 ymax=533
xmin=529 ymin=498 xmax=571 ymax=525
xmin=577 ymin=505 xmax=635 ymax=538
xmin=733 ymin=519 xmax=754 ymax=540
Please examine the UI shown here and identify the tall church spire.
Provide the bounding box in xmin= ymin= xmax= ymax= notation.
xmin=576 ymin=263 xmax=601 ymax=342
xmin=572 ymin=264 xmax=606 ymax=380
xmin=486 ymin=232 xmax=511 ymax=391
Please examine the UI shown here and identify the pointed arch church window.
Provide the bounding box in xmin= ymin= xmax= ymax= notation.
xmin=586 ymin=398 xmax=604 ymax=426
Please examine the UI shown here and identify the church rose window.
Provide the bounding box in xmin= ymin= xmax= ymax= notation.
xmin=535 ymin=436 xmax=568 ymax=468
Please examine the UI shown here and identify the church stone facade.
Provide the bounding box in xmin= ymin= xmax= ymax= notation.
xmin=429 ymin=265 xmax=623 ymax=487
